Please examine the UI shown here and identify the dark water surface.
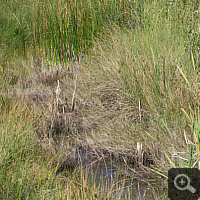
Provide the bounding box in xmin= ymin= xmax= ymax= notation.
xmin=84 ymin=161 xmax=149 ymax=199
xmin=70 ymin=146 xmax=150 ymax=199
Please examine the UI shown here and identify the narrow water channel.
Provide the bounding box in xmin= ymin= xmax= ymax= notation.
xmin=66 ymin=145 xmax=150 ymax=199
xmin=83 ymin=161 xmax=149 ymax=199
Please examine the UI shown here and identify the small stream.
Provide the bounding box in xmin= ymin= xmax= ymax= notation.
xmin=60 ymin=145 xmax=150 ymax=199
xmin=84 ymin=161 xmax=149 ymax=199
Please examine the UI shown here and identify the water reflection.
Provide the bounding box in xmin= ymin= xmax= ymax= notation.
xmin=65 ymin=146 xmax=149 ymax=199
xmin=82 ymin=160 xmax=148 ymax=199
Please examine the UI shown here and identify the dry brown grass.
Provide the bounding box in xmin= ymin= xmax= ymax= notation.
xmin=4 ymin=53 xmax=155 ymax=182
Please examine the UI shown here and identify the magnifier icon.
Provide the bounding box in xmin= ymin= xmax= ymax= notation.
xmin=174 ymin=174 xmax=196 ymax=193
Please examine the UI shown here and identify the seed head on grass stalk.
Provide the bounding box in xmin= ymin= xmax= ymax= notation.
xmin=55 ymin=80 xmax=61 ymax=112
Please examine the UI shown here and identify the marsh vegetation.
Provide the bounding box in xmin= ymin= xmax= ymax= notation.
xmin=1 ymin=0 xmax=200 ymax=199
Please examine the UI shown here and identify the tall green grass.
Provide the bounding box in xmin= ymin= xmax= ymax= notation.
xmin=1 ymin=0 xmax=139 ymax=61
xmin=0 ymin=0 xmax=35 ymax=57
xmin=37 ymin=0 xmax=139 ymax=62
xmin=1 ymin=0 xmax=199 ymax=61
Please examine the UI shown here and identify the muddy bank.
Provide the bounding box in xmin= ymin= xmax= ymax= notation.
xmin=56 ymin=144 xmax=153 ymax=175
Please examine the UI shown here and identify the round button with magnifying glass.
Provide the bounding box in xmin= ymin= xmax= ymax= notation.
xmin=174 ymin=174 xmax=196 ymax=193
